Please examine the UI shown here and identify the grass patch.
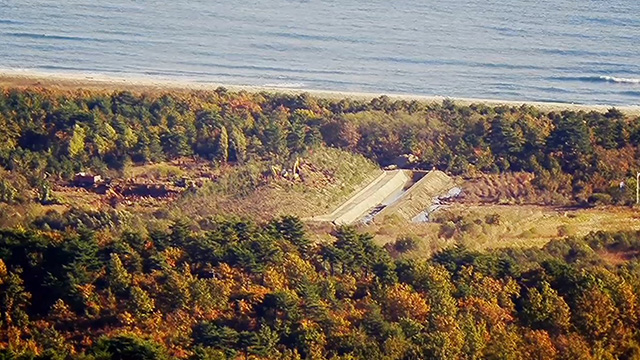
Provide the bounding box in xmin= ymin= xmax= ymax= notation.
xmin=365 ymin=204 xmax=640 ymax=257
xmin=175 ymin=146 xmax=380 ymax=221
xmin=124 ymin=163 xmax=186 ymax=180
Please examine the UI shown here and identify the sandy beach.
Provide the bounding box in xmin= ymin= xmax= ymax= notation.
xmin=1 ymin=69 xmax=639 ymax=114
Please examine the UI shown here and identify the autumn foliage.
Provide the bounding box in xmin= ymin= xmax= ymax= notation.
xmin=0 ymin=218 xmax=639 ymax=359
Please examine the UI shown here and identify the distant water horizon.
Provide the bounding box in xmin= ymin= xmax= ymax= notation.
xmin=1 ymin=0 xmax=639 ymax=105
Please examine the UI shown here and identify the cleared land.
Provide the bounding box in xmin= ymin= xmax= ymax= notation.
xmin=313 ymin=170 xmax=459 ymax=225
xmin=366 ymin=204 xmax=640 ymax=257
xmin=3 ymin=72 xmax=639 ymax=257
xmin=0 ymin=147 xmax=381 ymax=229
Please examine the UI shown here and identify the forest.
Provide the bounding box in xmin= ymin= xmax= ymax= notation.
xmin=1 ymin=87 xmax=640 ymax=359
xmin=1 ymin=218 xmax=640 ymax=359
xmin=0 ymin=87 xmax=639 ymax=206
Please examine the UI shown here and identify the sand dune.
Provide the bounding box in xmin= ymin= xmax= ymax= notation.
xmin=1 ymin=69 xmax=638 ymax=114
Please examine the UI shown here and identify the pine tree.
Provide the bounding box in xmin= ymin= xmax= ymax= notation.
xmin=0 ymin=263 xmax=31 ymax=337
xmin=521 ymin=281 xmax=571 ymax=331
xmin=277 ymin=216 xmax=310 ymax=253
xmin=250 ymin=325 xmax=280 ymax=357
xmin=38 ymin=182 xmax=52 ymax=205
xmin=94 ymin=335 xmax=168 ymax=360
xmin=67 ymin=124 xmax=86 ymax=158
xmin=228 ymin=127 xmax=247 ymax=163
xmin=213 ymin=126 xmax=229 ymax=163
xmin=547 ymin=113 xmax=593 ymax=172
xmin=0 ymin=179 xmax=17 ymax=203
xmin=162 ymin=270 xmax=191 ymax=311
xmin=107 ymin=253 xmax=132 ymax=294
xmin=262 ymin=121 xmax=288 ymax=158
xmin=129 ymin=286 xmax=155 ymax=319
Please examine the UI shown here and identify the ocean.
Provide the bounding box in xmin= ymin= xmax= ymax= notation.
xmin=1 ymin=0 xmax=639 ymax=105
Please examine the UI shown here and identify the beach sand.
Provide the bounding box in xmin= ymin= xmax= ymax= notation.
xmin=1 ymin=69 xmax=639 ymax=114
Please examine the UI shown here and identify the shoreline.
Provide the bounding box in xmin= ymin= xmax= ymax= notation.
xmin=1 ymin=69 xmax=639 ymax=114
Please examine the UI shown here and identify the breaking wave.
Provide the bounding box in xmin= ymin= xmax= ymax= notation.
xmin=594 ymin=76 xmax=640 ymax=84
xmin=263 ymin=82 xmax=306 ymax=88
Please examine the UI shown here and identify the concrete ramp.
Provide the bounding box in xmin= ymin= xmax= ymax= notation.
xmin=376 ymin=170 xmax=455 ymax=221
xmin=314 ymin=170 xmax=411 ymax=225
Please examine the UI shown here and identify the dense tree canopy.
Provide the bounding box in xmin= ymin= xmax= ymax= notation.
xmin=1 ymin=87 xmax=640 ymax=358
xmin=1 ymin=87 xmax=639 ymax=205
xmin=0 ymin=219 xmax=639 ymax=359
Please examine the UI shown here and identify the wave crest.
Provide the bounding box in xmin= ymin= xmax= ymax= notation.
xmin=598 ymin=76 xmax=640 ymax=84
xmin=263 ymin=82 xmax=306 ymax=88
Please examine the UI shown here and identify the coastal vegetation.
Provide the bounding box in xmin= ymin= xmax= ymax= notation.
xmin=0 ymin=87 xmax=638 ymax=210
xmin=1 ymin=85 xmax=640 ymax=359
xmin=1 ymin=220 xmax=640 ymax=359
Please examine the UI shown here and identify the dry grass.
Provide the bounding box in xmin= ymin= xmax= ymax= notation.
xmin=176 ymin=147 xmax=381 ymax=222
xmin=7 ymin=145 xmax=640 ymax=258
xmin=598 ymin=250 xmax=640 ymax=265
xmin=53 ymin=186 xmax=106 ymax=209
xmin=360 ymin=204 xmax=640 ymax=258
xmin=456 ymin=205 xmax=640 ymax=250
xmin=458 ymin=172 xmax=569 ymax=205
xmin=7 ymin=147 xmax=379 ymax=228
xmin=124 ymin=163 xmax=186 ymax=181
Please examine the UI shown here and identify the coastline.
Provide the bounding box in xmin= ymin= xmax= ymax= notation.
xmin=1 ymin=69 xmax=639 ymax=114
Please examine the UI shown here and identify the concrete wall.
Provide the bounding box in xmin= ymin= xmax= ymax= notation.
xmin=313 ymin=170 xmax=412 ymax=225
xmin=333 ymin=170 xmax=411 ymax=224
xmin=377 ymin=170 xmax=454 ymax=221
xmin=313 ymin=169 xmax=454 ymax=225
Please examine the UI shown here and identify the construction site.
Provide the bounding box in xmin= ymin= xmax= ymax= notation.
xmin=312 ymin=169 xmax=460 ymax=225
xmin=18 ymin=146 xmax=637 ymax=259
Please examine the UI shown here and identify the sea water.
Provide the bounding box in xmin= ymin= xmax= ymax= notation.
xmin=0 ymin=0 xmax=639 ymax=105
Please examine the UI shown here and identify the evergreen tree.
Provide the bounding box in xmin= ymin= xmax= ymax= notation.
xmin=107 ymin=253 xmax=132 ymax=294
xmin=129 ymin=286 xmax=155 ymax=319
xmin=94 ymin=335 xmax=168 ymax=360
xmin=67 ymin=124 xmax=86 ymax=158
xmin=213 ymin=126 xmax=229 ymax=163
xmin=276 ymin=216 xmax=310 ymax=253
xmin=0 ymin=180 xmax=17 ymax=203
xmin=521 ymin=281 xmax=571 ymax=331
xmin=0 ymin=263 xmax=31 ymax=337
xmin=547 ymin=113 xmax=593 ymax=172
xmin=228 ymin=127 xmax=247 ymax=163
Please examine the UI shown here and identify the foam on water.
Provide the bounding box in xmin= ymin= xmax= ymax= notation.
xmin=263 ymin=83 xmax=307 ymax=88
xmin=598 ymin=76 xmax=640 ymax=85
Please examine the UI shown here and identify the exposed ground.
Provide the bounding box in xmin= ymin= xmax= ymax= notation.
xmin=302 ymin=169 xmax=640 ymax=257
xmin=312 ymin=169 xmax=459 ymax=225
xmin=178 ymin=148 xmax=381 ymax=222
xmin=377 ymin=170 xmax=456 ymax=222
xmin=4 ymin=136 xmax=640 ymax=259
xmin=457 ymin=172 xmax=572 ymax=205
